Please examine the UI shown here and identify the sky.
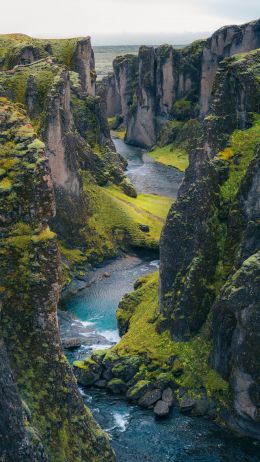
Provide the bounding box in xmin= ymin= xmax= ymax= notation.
xmin=0 ymin=0 xmax=259 ymax=45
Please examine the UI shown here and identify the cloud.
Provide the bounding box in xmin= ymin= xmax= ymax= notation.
xmin=0 ymin=0 xmax=258 ymax=42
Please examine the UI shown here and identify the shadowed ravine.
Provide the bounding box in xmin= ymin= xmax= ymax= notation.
xmin=62 ymin=138 xmax=260 ymax=462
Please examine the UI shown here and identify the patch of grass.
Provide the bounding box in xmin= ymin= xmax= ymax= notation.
xmin=112 ymin=128 xmax=126 ymax=140
xmin=148 ymin=144 xmax=189 ymax=171
xmin=82 ymin=179 xmax=172 ymax=260
xmin=219 ymin=114 xmax=260 ymax=201
xmin=106 ymin=186 xmax=172 ymax=220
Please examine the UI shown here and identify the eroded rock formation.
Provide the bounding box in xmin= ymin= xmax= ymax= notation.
xmin=106 ymin=19 xmax=260 ymax=148
xmin=159 ymin=49 xmax=260 ymax=438
xmin=0 ymin=98 xmax=115 ymax=461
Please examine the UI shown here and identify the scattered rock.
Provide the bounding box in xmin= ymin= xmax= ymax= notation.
xmin=179 ymin=394 xmax=196 ymax=413
xmin=107 ymin=378 xmax=127 ymax=394
xmin=154 ymin=400 xmax=170 ymax=418
xmin=162 ymin=387 xmax=174 ymax=407
xmin=94 ymin=380 xmax=107 ymax=389
xmin=91 ymin=350 xmax=107 ymax=364
xmin=62 ymin=337 xmax=82 ymax=349
xmin=138 ymin=389 xmax=162 ymax=408
xmin=102 ymin=368 xmax=114 ymax=381
xmin=102 ymin=272 xmax=111 ymax=278
xmin=126 ymin=380 xmax=154 ymax=402
xmin=73 ymin=359 xmax=102 ymax=387
xmin=111 ymin=361 xmax=139 ymax=382
xmin=192 ymin=397 xmax=210 ymax=416
xmin=139 ymin=224 xmax=150 ymax=233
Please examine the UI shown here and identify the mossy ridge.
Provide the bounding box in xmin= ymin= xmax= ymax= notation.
xmin=0 ymin=98 xmax=114 ymax=462
xmin=0 ymin=34 xmax=89 ymax=71
xmin=0 ymin=61 xmax=60 ymax=131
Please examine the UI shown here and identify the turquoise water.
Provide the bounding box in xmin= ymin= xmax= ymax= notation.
xmin=63 ymin=140 xmax=260 ymax=462
xmin=65 ymin=256 xmax=260 ymax=462
xmin=64 ymin=255 xmax=159 ymax=337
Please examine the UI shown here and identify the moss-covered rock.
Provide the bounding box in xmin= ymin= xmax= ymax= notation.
xmin=0 ymin=98 xmax=115 ymax=462
xmin=107 ymin=378 xmax=127 ymax=394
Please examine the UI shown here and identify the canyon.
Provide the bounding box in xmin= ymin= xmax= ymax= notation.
xmin=0 ymin=17 xmax=259 ymax=462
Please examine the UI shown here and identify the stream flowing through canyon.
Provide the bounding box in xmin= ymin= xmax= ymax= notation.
xmin=62 ymin=137 xmax=260 ymax=462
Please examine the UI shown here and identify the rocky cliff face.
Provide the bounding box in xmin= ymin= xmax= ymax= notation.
xmin=200 ymin=19 xmax=260 ymax=115
xmin=0 ymin=35 xmax=132 ymax=252
xmin=106 ymin=19 xmax=260 ymax=148
xmin=0 ymin=35 xmax=96 ymax=95
xmin=0 ymin=98 xmax=114 ymax=461
xmin=159 ymin=49 xmax=260 ymax=438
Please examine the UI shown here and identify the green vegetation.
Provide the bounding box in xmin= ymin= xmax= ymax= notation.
xmin=0 ymin=62 xmax=59 ymax=131
xmin=218 ymin=114 xmax=260 ymax=201
xmin=148 ymin=144 xmax=189 ymax=171
xmin=82 ymin=178 xmax=172 ymax=262
xmin=114 ymin=272 xmax=229 ymax=402
xmin=0 ymin=34 xmax=89 ymax=72
xmin=171 ymin=97 xmax=193 ymax=121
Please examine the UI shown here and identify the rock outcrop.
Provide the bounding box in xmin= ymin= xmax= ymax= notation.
xmin=106 ymin=19 xmax=260 ymax=148
xmin=0 ymin=98 xmax=115 ymax=461
xmin=0 ymin=34 xmax=135 ymax=257
xmin=159 ymin=49 xmax=260 ymax=438
xmin=200 ymin=19 xmax=260 ymax=115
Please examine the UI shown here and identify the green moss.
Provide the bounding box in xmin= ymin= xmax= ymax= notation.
xmin=114 ymin=273 xmax=229 ymax=403
xmin=218 ymin=114 xmax=260 ymax=201
xmin=171 ymin=98 xmax=193 ymax=121
xmin=0 ymin=176 xmax=12 ymax=191
xmin=31 ymin=227 xmax=56 ymax=243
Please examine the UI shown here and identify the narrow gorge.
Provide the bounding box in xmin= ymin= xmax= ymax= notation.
xmin=0 ymin=16 xmax=259 ymax=462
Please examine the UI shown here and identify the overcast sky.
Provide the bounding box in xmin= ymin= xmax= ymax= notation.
xmin=1 ymin=0 xmax=259 ymax=45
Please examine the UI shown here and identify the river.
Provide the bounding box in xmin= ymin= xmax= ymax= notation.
xmin=62 ymin=138 xmax=260 ymax=462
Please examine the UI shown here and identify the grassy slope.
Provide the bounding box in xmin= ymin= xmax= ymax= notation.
xmin=218 ymin=114 xmax=260 ymax=201
xmin=83 ymin=179 xmax=172 ymax=256
xmin=148 ymin=144 xmax=189 ymax=171
xmin=115 ymin=273 xmax=229 ymax=401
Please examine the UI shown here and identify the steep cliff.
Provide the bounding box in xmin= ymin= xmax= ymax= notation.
xmin=0 ymin=35 xmax=161 ymax=282
xmin=159 ymin=48 xmax=260 ymax=437
xmin=74 ymin=47 xmax=260 ymax=441
xmin=0 ymin=97 xmax=114 ymax=461
xmin=106 ymin=19 xmax=260 ymax=149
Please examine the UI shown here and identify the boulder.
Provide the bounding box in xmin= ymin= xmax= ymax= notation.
xmin=192 ymin=398 xmax=209 ymax=416
xmin=73 ymin=359 xmax=102 ymax=387
xmin=139 ymin=224 xmax=150 ymax=233
xmin=91 ymin=350 xmax=107 ymax=364
xmin=62 ymin=337 xmax=82 ymax=349
xmin=94 ymin=380 xmax=107 ymax=389
xmin=162 ymin=387 xmax=174 ymax=407
xmin=138 ymin=389 xmax=162 ymax=408
xmin=126 ymin=380 xmax=154 ymax=402
xmin=107 ymin=379 xmax=127 ymax=394
xmin=154 ymin=400 xmax=170 ymax=418
xmin=111 ymin=360 xmax=139 ymax=382
xmin=179 ymin=394 xmax=196 ymax=413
